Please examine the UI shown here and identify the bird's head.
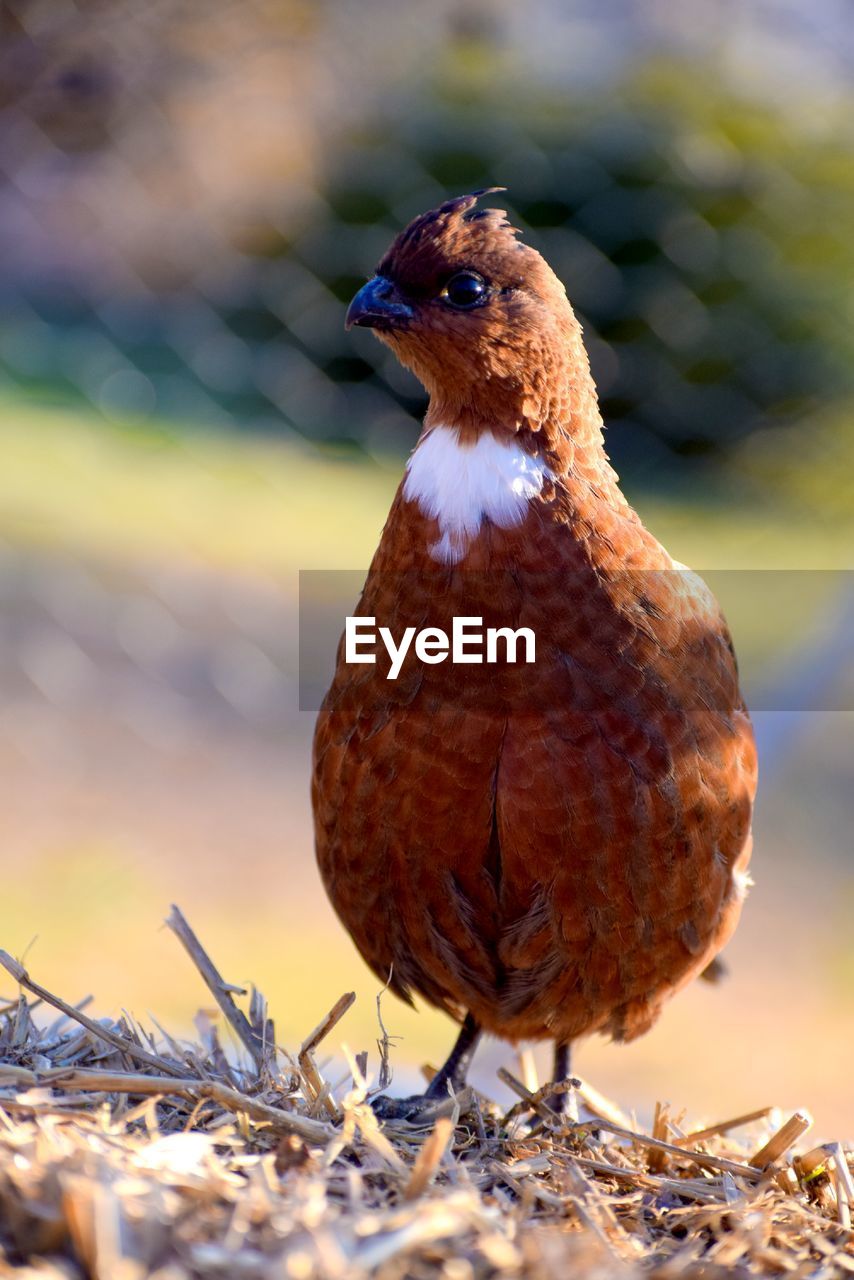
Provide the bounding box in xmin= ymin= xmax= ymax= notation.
xmin=346 ymin=191 xmax=589 ymax=437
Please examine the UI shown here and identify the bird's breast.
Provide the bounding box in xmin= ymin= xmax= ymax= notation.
xmin=313 ymin=473 xmax=756 ymax=1038
xmin=402 ymin=424 xmax=552 ymax=565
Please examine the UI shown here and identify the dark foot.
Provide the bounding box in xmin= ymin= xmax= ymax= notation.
xmin=424 ymin=1012 xmax=481 ymax=1100
xmin=370 ymin=1013 xmax=482 ymax=1126
xmin=547 ymin=1040 xmax=575 ymax=1115
xmin=370 ymin=1086 xmax=474 ymax=1125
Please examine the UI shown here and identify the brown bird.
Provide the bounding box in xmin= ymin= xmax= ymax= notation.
xmin=312 ymin=191 xmax=757 ymax=1113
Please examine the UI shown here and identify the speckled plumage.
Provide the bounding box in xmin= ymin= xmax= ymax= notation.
xmin=312 ymin=193 xmax=757 ymax=1053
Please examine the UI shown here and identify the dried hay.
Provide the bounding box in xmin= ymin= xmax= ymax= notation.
xmin=0 ymin=906 xmax=850 ymax=1279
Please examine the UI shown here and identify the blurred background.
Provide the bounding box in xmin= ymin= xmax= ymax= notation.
xmin=0 ymin=1 xmax=852 ymax=1132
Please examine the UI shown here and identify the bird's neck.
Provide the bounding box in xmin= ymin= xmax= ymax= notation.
xmin=422 ymin=316 xmax=622 ymax=506
xmin=402 ymin=382 xmax=634 ymax=569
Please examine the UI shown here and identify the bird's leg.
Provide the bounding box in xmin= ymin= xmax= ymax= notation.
xmin=371 ymin=1013 xmax=481 ymax=1123
xmin=549 ymin=1040 xmax=573 ymax=1115
xmin=424 ymin=1013 xmax=482 ymax=1099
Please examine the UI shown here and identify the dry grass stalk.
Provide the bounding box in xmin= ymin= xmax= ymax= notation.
xmin=749 ymin=1110 xmax=813 ymax=1169
xmin=298 ymin=992 xmax=355 ymax=1120
xmin=374 ymin=972 xmax=397 ymax=1092
xmin=0 ymin=950 xmax=185 ymax=1079
xmin=0 ymin=910 xmax=852 ymax=1280
xmin=571 ymin=1116 xmax=766 ymax=1182
xmin=573 ymin=1076 xmax=634 ymax=1130
xmin=648 ymin=1100 xmax=672 ymax=1173
xmin=831 ymin=1142 xmax=854 ymax=1208
xmin=404 ymin=1116 xmax=455 ymax=1200
xmin=497 ymin=1065 xmax=580 ymax=1128
xmin=517 ymin=1047 xmax=539 ymax=1095
xmin=0 ymin=1063 xmax=331 ymax=1141
xmin=165 ymin=905 xmax=273 ymax=1074
xmin=674 ymin=1105 xmax=774 ymax=1146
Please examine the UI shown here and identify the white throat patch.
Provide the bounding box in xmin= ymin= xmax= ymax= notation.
xmin=403 ymin=425 xmax=551 ymax=564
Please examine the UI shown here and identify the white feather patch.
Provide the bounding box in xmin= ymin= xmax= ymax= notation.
xmin=403 ymin=426 xmax=551 ymax=563
xmin=732 ymin=867 xmax=753 ymax=901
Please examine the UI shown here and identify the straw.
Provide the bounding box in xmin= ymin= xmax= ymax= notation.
xmin=1 ymin=910 xmax=851 ymax=1279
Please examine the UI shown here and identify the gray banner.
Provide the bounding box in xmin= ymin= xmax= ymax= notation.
xmin=299 ymin=569 xmax=854 ymax=714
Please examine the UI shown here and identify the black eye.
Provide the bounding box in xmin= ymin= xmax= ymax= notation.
xmin=443 ymin=271 xmax=488 ymax=309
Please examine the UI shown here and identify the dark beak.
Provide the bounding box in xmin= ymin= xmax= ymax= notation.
xmin=345 ymin=275 xmax=414 ymax=332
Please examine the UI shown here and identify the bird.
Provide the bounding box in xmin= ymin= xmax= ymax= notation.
xmin=312 ymin=190 xmax=757 ymax=1116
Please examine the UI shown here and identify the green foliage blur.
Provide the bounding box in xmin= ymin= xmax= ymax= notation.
xmin=0 ymin=5 xmax=851 ymax=501
xmin=318 ymin=59 xmax=854 ymax=478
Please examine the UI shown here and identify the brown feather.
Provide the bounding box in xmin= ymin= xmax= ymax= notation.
xmin=312 ymin=193 xmax=757 ymax=1047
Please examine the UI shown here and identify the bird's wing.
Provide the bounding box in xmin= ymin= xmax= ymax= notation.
xmin=490 ymin=560 xmax=756 ymax=1041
